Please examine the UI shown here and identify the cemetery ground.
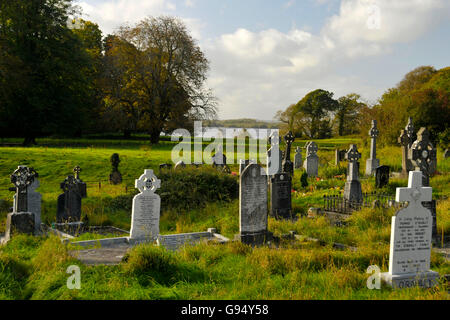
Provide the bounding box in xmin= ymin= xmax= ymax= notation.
xmin=0 ymin=136 xmax=449 ymax=300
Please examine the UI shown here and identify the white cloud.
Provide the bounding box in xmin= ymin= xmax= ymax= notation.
xmin=185 ymin=0 xmax=195 ymax=8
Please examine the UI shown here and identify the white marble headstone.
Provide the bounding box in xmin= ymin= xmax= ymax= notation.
xmin=130 ymin=170 xmax=161 ymax=241
xmin=382 ymin=171 xmax=439 ymax=288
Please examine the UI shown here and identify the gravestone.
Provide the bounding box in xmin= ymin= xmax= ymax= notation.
xmin=267 ymin=132 xmax=282 ymax=177
xmin=398 ymin=130 xmax=410 ymax=178
xmin=444 ymin=149 xmax=449 ymax=159
xmin=303 ymin=141 xmax=319 ymax=177
xmin=375 ymin=166 xmax=390 ymax=189
xmin=212 ymin=145 xmax=227 ymax=167
xmin=239 ymin=159 xmax=255 ymax=176
xmin=405 ymin=117 xmax=416 ymax=171
xmin=159 ymin=163 xmax=173 ymax=171
xmin=130 ymin=169 xmax=161 ymax=241
xmin=236 ymin=164 xmax=271 ymax=245
xmin=56 ymin=167 xmax=87 ymax=223
xmin=3 ymin=212 xmax=35 ymax=243
xmin=365 ymin=120 xmax=380 ymax=176
xmin=282 ymin=131 xmax=295 ymax=177
xmin=381 ymin=171 xmax=439 ymax=289
xmin=109 ymin=153 xmax=122 ymax=185
xmin=294 ymin=147 xmax=303 ymax=169
xmin=10 ymin=166 xmax=41 ymax=232
xmin=270 ymin=172 xmax=292 ymax=219
xmin=410 ymin=127 xmax=437 ymax=187
xmin=343 ymin=144 xmax=363 ymax=203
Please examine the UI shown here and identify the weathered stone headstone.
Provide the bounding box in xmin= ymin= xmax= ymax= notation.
xmin=237 ymin=164 xmax=271 ymax=245
xmin=130 ymin=169 xmax=161 ymax=241
xmin=282 ymin=131 xmax=295 ymax=177
xmin=109 ymin=153 xmax=122 ymax=185
xmin=267 ymin=132 xmax=282 ymax=176
xmin=10 ymin=166 xmax=41 ymax=232
xmin=444 ymin=149 xmax=449 ymax=159
xmin=405 ymin=117 xmax=416 ymax=171
xmin=375 ymin=165 xmax=390 ymax=189
xmin=303 ymin=141 xmax=319 ymax=177
xmin=3 ymin=212 xmax=35 ymax=243
xmin=174 ymin=161 xmax=186 ymax=170
xmin=381 ymin=171 xmax=439 ymax=289
xmin=239 ymin=159 xmax=255 ymax=176
xmin=270 ymin=172 xmax=292 ymax=219
xmin=410 ymin=127 xmax=437 ymax=187
xmin=365 ymin=120 xmax=380 ymax=176
xmin=56 ymin=167 xmax=87 ymax=223
xmin=343 ymin=144 xmax=363 ymax=203
xmin=294 ymin=147 xmax=303 ymax=169
xmin=398 ymin=130 xmax=410 ymax=178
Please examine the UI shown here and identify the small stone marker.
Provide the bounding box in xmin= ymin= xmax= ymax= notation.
xmin=174 ymin=161 xmax=186 ymax=170
xmin=130 ymin=169 xmax=161 ymax=241
xmin=294 ymin=147 xmax=303 ymax=169
xmin=375 ymin=165 xmax=390 ymax=189
xmin=109 ymin=153 xmax=122 ymax=185
xmin=444 ymin=149 xmax=449 ymax=159
xmin=303 ymin=141 xmax=319 ymax=177
xmin=365 ymin=120 xmax=380 ymax=176
xmin=270 ymin=172 xmax=292 ymax=219
xmin=159 ymin=163 xmax=173 ymax=171
xmin=237 ymin=163 xmax=271 ymax=245
xmin=343 ymin=144 xmax=363 ymax=203
xmin=398 ymin=130 xmax=410 ymax=178
xmin=381 ymin=171 xmax=439 ymax=289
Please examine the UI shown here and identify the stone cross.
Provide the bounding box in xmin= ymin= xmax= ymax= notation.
xmin=381 ymin=171 xmax=439 ymax=289
xmin=109 ymin=153 xmax=122 ymax=185
xmin=405 ymin=117 xmax=415 ymax=149
xmin=294 ymin=147 xmax=303 ymax=169
xmin=365 ymin=120 xmax=380 ymax=176
xmin=303 ymin=141 xmax=319 ymax=177
xmin=73 ymin=166 xmax=81 ymax=180
xmin=398 ymin=130 xmax=410 ymax=178
xmin=10 ymin=166 xmax=37 ymax=213
xmin=282 ymin=131 xmax=295 ymax=176
xmin=130 ymin=170 xmax=161 ymax=241
xmin=344 ymin=144 xmax=362 ymax=203
xmin=410 ymin=128 xmax=437 ymax=187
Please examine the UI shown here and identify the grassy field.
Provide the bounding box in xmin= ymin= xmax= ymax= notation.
xmin=0 ymin=135 xmax=449 ymax=300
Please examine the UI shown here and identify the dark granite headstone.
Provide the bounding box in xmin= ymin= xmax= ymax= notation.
xmin=56 ymin=167 xmax=87 ymax=223
xmin=109 ymin=153 xmax=122 ymax=185
xmin=4 ymin=212 xmax=35 ymax=242
xmin=375 ymin=166 xmax=390 ymax=188
xmin=270 ymin=172 xmax=292 ymax=220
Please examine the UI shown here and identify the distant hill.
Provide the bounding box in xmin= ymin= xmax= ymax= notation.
xmin=204 ymin=118 xmax=281 ymax=129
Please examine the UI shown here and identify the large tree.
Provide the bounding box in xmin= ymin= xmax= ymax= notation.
xmin=0 ymin=0 xmax=96 ymax=145
xmin=335 ymin=93 xmax=366 ymax=136
xmin=102 ymin=16 xmax=217 ymax=143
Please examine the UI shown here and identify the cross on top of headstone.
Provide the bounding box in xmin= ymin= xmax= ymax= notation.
xmin=396 ymin=171 xmax=432 ymax=205
xmin=410 ymin=128 xmax=437 ymax=169
xmin=60 ymin=175 xmax=78 ymax=192
xmin=11 ymin=166 xmax=37 ymax=190
xmin=135 ymin=169 xmax=161 ymax=194
xmin=345 ymin=144 xmax=361 ymax=163
xmin=73 ymin=166 xmax=81 ymax=180
xmin=369 ymin=120 xmax=379 ymax=138
xmin=398 ymin=130 xmax=409 ymax=146
xmin=284 ymin=131 xmax=294 ymax=145
xmin=405 ymin=117 xmax=415 ymax=139
xmin=306 ymin=142 xmax=318 ymax=156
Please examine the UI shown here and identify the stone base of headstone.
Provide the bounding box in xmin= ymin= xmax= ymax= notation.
xmin=234 ymin=231 xmax=273 ymax=247
xmin=381 ymin=271 xmax=440 ymax=289
xmin=54 ymin=222 xmax=86 ymax=236
xmin=365 ymin=158 xmax=379 ymax=176
xmin=343 ymin=181 xmax=363 ymax=203
xmin=4 ymin=212 xmax=35 ymax=242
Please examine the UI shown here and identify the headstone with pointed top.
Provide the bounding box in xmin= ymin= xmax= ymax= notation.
xmin=236 ymin=164 xmax=271 ymax=245
xmin=130 ymin=169 xmax=161 ymax=241
xmin=303 ymin=141 xmax=319 ymax=177
xmin=365 ymin=120 xmax=380 ymax=176
xmin=381 ymin=171 xmax=439 ymax=289
xmin=343 ymin=144 xmax=363 ymax=203
xmin=294 ymin=147 xmax=303 ymax=169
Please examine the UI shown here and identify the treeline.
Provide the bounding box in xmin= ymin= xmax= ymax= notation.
xmin=0 ymin=0 xmax=216 ymax=145
xmin=275 ymin=66 xmax=450 ymax=148
xmin=204 ymin=119 xmax=281 ymax=129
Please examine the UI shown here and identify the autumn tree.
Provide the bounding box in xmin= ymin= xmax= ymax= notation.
xmin=102 ymin=16 xmax=217 ymax=143
xmin=335 ymin=93 xmax=366 ymax=136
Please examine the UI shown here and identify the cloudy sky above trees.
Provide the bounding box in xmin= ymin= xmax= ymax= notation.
xmin=77 ymin=0 xmax=450 ymax=120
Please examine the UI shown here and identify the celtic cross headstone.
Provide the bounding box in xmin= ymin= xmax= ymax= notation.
xmin=282 ymin=131 xmax=295 ymax=177
xmin=267 ymin=131 xmax=282 ymax=176
xmin=365 ymin=120 xmax=380 ymax=176
xmin=381 ymin=171 xmax=439 ymax=289
xmin=56 ymin=167 xmax=87 ymax=223
xmin=130 ymin=169 xmax=161 ymax=241
xmin=410 ymin=127 xmax=437 ymax=187
xmin=109 ymin=153 xmax=122 ymax=185
xmin=343 ymin=144 xmax=363 ymax=203
xmin=10 ymin=166 xmax=37 ymax=213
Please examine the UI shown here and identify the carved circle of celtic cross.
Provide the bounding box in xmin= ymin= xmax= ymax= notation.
xmin=405 ymin=117 xmax=415 ymax=138
xmin=346 ymin=145 xmax=361 ymax=163
xmin=11 ymin=166 xmax=37 ymax=189
xmin=60 ymin=175 xmax=79 ymax=193
xmin=398 ymin=130 xmax=409 ymax=146
xmin=369 ymin=121 xmax=379 ymax=138
xmin=284 ymin=131 xmax=295 ymax=145
xmin=135 ymin=169 xmax=161 ymax=194
xmin=306 ymin=142 xmax=318 ymax=156
xmin=411 ymin=129 xmax=436 ymax=172
xmin=73 ymin=166 xmax=82 ymax=180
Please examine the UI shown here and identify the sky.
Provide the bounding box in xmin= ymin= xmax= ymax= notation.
xmin=76 ymin=0 xmax=450 ymax=121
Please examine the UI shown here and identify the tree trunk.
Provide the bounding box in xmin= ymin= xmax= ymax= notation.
xmin=123 ymin=130 xmax=131 ymax=139
xmin=149 ymin=128 xmax=161 ymax=144
xmin=23 ymin=136 xmax=37 ymax=146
